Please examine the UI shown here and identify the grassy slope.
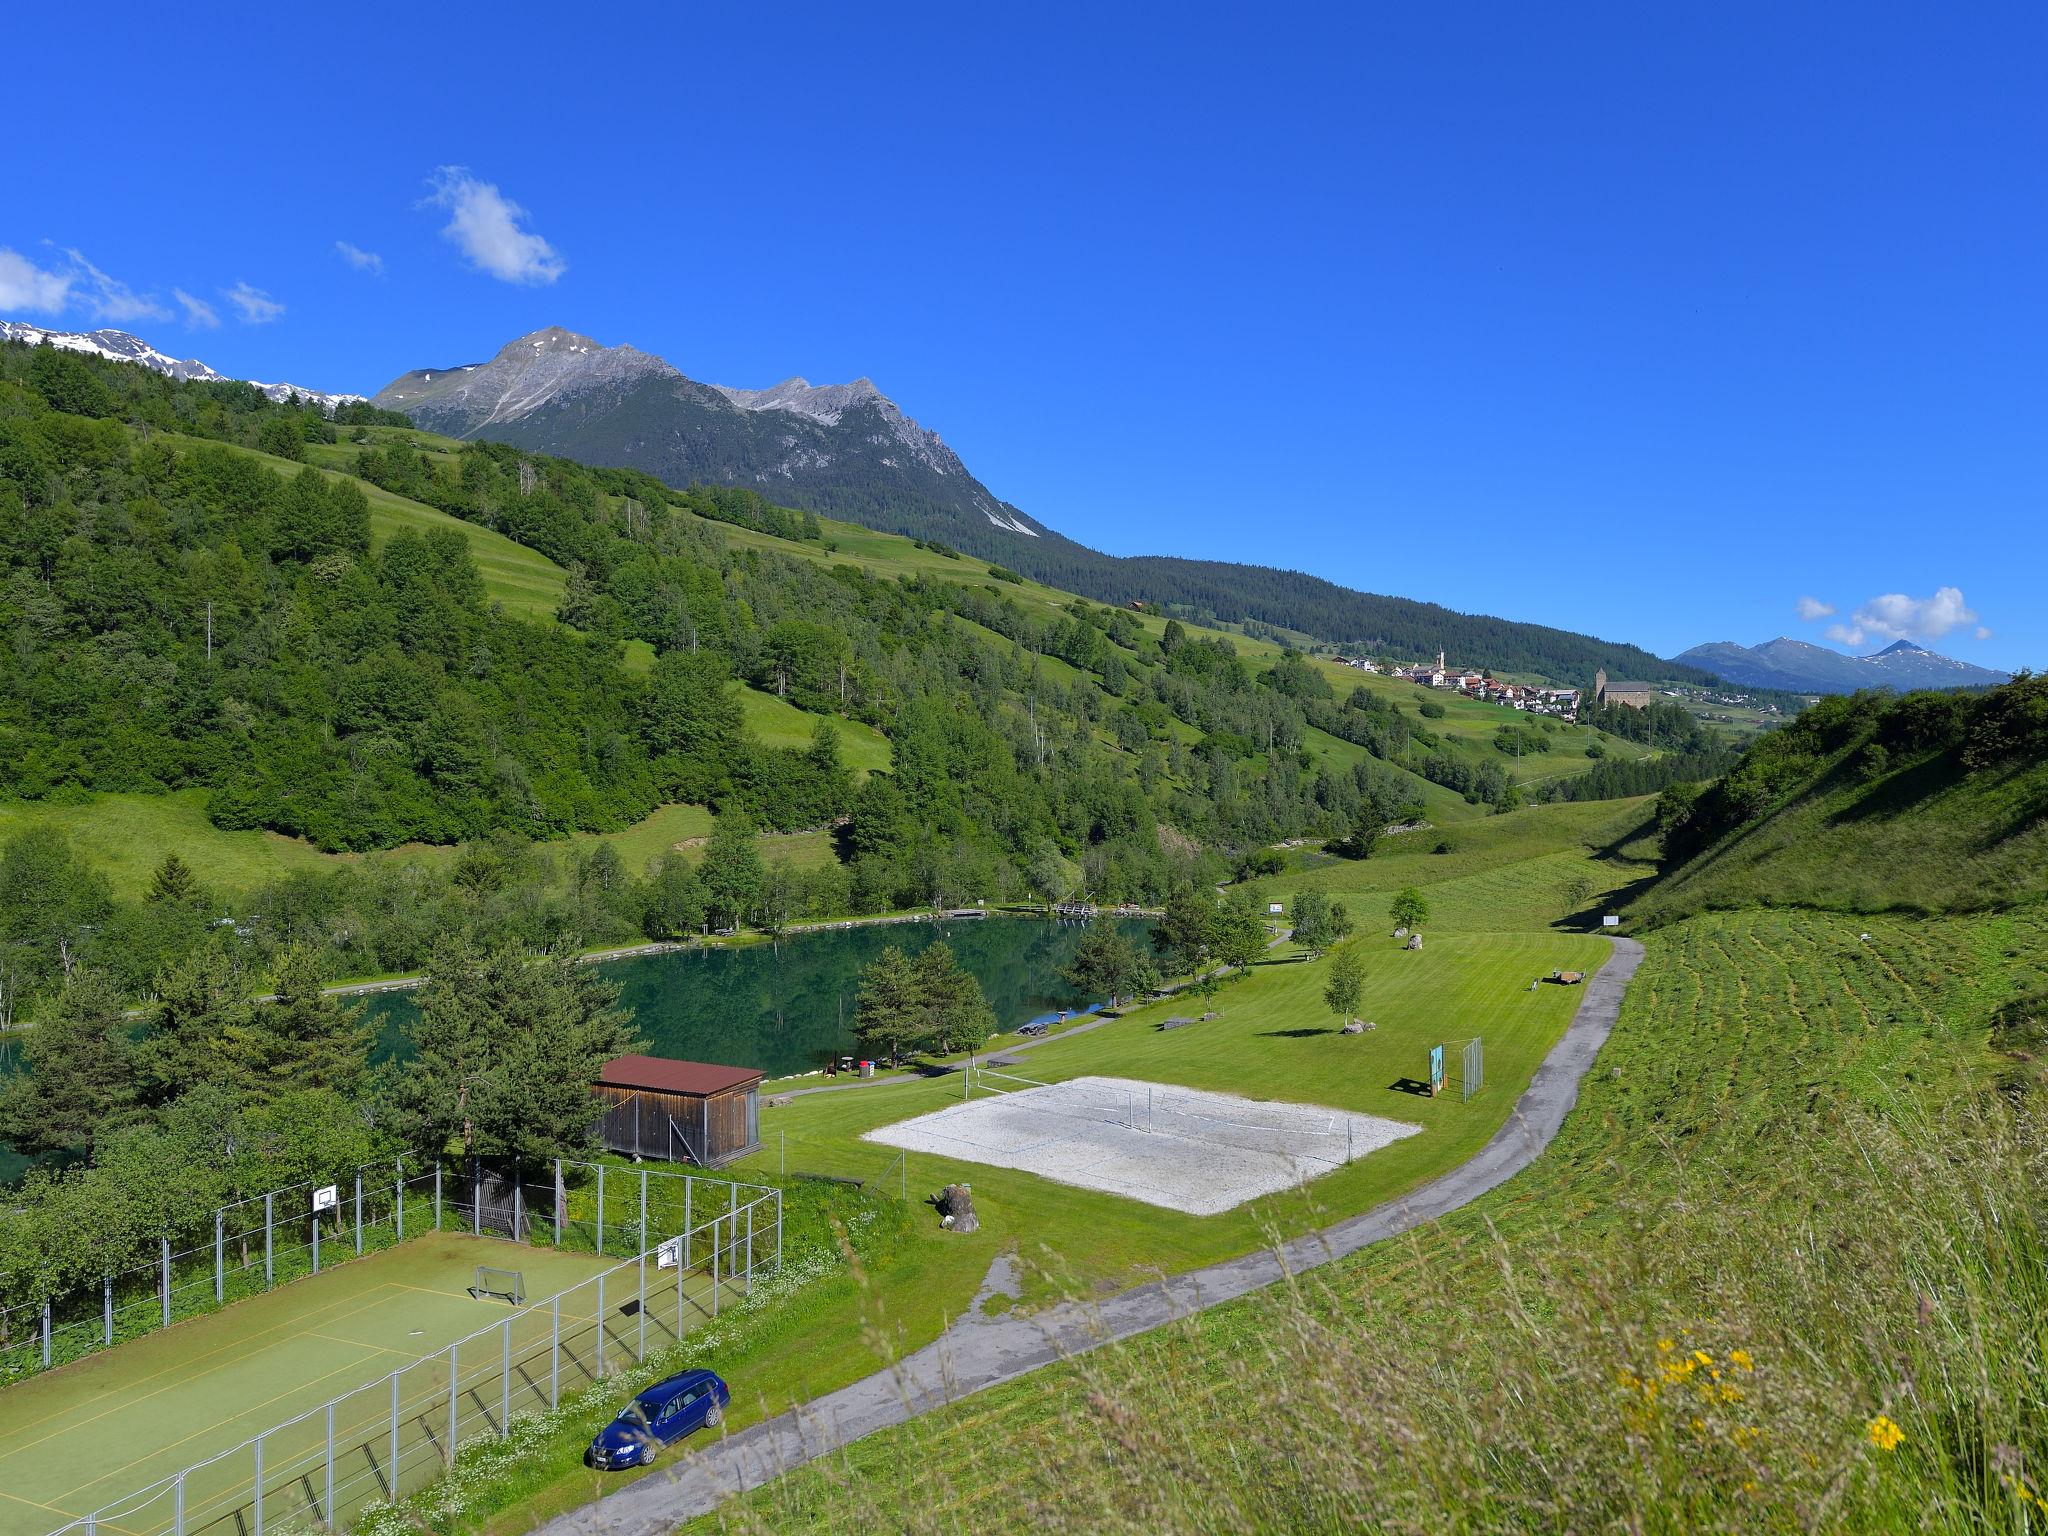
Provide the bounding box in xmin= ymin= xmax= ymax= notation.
xmin=1244 ymin=796 xmax=1659 ymax=935
xmin=699 ymin=901 xmax=2048 ymax=1534
xmin=1635 ymin=750 xmax=2048 ymax=926
xmin=161 ymin=432 xmax=567 ymax=620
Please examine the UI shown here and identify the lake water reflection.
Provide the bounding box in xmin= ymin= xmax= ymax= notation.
xmin=362 ymin=915 xmax=1154 ymax=1080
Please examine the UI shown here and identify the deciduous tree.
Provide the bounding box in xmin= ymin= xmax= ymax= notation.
xmin=1324 ymin=942 xmax=1366 ymax=1029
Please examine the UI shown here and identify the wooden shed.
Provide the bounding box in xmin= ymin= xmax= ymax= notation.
xmin=594 ymin=1055 xmax=763 ymax=1168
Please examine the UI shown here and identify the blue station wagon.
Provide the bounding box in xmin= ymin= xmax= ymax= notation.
xmin=587 ymin=1369 xmax=730 ymax=1469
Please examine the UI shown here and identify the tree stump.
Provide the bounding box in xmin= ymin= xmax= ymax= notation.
xmin=935 ymin=1183 xmax=980 ymax=1234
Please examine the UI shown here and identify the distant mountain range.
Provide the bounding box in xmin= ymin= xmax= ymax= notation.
xmin=0 ymin=320 xmax=362 ymax=412
xmin=371 ymin=326 xmax=1705 ymax=684
xmin=1674 ymin=637 xmax=2013 ymax=694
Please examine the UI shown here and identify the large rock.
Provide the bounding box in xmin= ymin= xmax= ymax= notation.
xmin=935 ymin=1183 xmax=979 ymax=1234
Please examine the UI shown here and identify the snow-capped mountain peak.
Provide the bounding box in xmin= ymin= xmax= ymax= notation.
xmin=0 ymin=319 xmax=363 ymax=411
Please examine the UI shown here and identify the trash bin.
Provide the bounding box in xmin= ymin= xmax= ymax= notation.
xmin=859 ymin=1060 xmax=875 ymax=1079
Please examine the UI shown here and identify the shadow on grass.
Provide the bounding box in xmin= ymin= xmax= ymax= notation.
xmin=1260 ymin=1027 xmax=1335 ymax=1039
xmin=1388 ymin=1077 xmax=1434 ymax=1097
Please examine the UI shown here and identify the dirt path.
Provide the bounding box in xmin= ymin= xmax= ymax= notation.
xmin=540 ymin=936 xmax=1647 ymax=1536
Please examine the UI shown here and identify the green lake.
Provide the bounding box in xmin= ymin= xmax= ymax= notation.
xmin=361 ymin=914 xmax=1153 ymax=1081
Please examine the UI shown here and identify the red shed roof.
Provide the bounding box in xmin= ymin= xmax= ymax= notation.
xmin=598 ymin=1055 xmax=763 ymax=1097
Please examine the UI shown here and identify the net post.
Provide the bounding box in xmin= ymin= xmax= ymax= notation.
xmin=103 ymin=1273 xmax=112 ymax=1346
xmin=446 ymin=1342 xmax=458 ymax=1464
xmin=744 ymin=1200 xmax=754 ymax=1295
xmin=355 ymin=1171 xmax=364 ymax=1255
xmin=434 ymin=1161 xmax=443 ymax=1230
xmin=596 ymin=1164 xmax=606 ymax=1254
xmin=553 ymin=1158 xmax=564 ymax=1247
xmin=389 ymin=1373 xmax=400 ymax=1498
xmin=174 ymin=1470 xmax=185 ymax=1536
xmin=41 ymin=1302 xmax=50 ymax=1368
xmin=637 ymin=1172 xmax=649 ymax=1359
xmin=324 ymin=1402 xmax=335 ymax=1521
xmin=514 ymin=1169 xmax=525 ymax=1242
xmin=550 ymin=1296 xmax=560 ymax=1409
xmin=214 ymin=1208 xmax=224 ymax=1303
xmin=710 ymin=1215 xmax=720 ymax=1319
xmin=264 ymin=1191 xmax=274 ymax=1288
xmin=313 ymin=1208 xmax=321 ymax=1275
xmin=500 ymin=1318 xmax=511 ymax=1435
xmin=684 ymin=1177 xmax=692 ymax=1269
xmin=253 ymin=1432 xmax=265 ymax=1536
xmin=594 ymin=1274 xmax=605 ymax=1378
xmin=472 ymin=1160 xmax=481 ymax=1236
xmin=775 ymin=1188 xmax=783 ymax=1275
xmin=397 ymin=1166 xmax=405 ymax=1242
xmin=161 ymin=1235 xmax=170 ymax=1328
xmin=676 ymin=1244 xmax=685 ymax=1336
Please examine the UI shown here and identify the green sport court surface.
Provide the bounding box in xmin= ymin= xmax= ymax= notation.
xmin=0 ymin=1235 xmax=617 ymax=1536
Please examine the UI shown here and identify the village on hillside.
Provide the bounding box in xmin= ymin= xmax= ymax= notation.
xmin=1332 ymin=649 xmax=1588 ymax=718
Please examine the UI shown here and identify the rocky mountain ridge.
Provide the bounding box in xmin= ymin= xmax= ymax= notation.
xmin=373 ymin=327 xmax=1043 ymax=538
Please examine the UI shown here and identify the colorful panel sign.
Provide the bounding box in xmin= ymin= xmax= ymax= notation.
xmin=1429 ymin=1044 xmax=1445 ymax=1097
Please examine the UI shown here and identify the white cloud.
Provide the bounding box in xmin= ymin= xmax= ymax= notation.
xmin=0 ymin=247 xmax=74 ymax=312
xmin=173 ymin=287 xmax=219 ymax=329
xmin=335 ymin=240 xmax=385 ymax=276
xmin=56 ymin=246 xmax=168 ymax=323
xmin=1825 ymin=586 xmax=1981 ymax=650
xmin=1976 ymin=625 xmax=1994 ymax=641
xmin=224 ymin=281 xmax=284 ymax=324
xmin=424 ymin=166 xmax=566 ymax=285
xmin=1796 ymin=596 xmax=1836 ymax=621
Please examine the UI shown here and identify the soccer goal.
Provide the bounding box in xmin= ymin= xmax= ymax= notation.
xmin=472 ymin=1265 xmax=525 ymax=1305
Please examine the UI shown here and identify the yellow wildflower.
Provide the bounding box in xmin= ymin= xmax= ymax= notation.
xmin=1866 ymin=1415 xmax=1905 ymax=1453
xmin=1730 ymin=1349 xmax=1754 ymax=1372
xmin=1719 ymin=1383 xmax=1744 ymax=1403
xmin=1657 ymin=1337 xmax=1675 ymax=1354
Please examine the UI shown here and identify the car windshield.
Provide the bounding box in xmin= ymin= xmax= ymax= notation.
xmin=615 ymin=1402 xmax=650 ymax=1429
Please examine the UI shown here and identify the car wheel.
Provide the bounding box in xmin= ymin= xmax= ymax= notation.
xmin=705 ymin=1404 xmax=723 ymax=1428
xmin=640 ymin=1440 xmax=659 ymax=1467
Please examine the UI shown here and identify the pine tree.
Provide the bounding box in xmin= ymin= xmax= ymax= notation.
xmin=227 ymin=945 xmax=370 ymax=1098
xmin=147 ymin=852 xmax=200 ymax=904
xmin=0 ymin=968 xmax=137 ymax=1157
xmin=137 ymin=945 xmax=253 ymax=1107
xmin=395 ymin=938 xmax=640 ymax=1163
xmin=853 ymin=945 xmax=922 ymax=1061
xmin=1060 ymin=924 xmax=1156 ymax=1010
xmin=700 ymin=813 xmax=765 ymax=931
xmin=911 ymin=942 xmax=998 ymax=1055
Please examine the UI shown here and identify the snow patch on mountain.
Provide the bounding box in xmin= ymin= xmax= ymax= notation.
xmin=0 ymin=319 xmax=362 ymax=410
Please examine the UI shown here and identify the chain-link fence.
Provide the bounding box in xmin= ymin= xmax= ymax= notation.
xmin=0 ymin=1156 xmax=763 ymax=1382
xmin=36 ymin=1181 xmax=779 ymax=1536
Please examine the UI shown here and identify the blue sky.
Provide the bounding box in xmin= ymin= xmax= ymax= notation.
xmin=6 ymin=4 xmax=2042 ymax=669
